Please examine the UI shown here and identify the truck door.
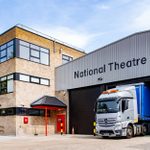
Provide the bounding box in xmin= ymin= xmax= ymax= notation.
xmin=121 ymin=99 xmax=132 ymax=122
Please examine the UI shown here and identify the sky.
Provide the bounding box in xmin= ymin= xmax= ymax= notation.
xmin=0 ymin=0 xmax=150 ymax=53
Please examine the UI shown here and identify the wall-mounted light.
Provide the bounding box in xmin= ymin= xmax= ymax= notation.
xmin=98 ymin=77 xmax=103 ymax=81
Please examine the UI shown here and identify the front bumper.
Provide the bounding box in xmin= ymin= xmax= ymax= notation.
xmin=96 ymin=124 xmax=126 ymax=137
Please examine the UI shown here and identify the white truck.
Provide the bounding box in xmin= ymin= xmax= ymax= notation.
xmin=95 ymin=83 xmax=150 ymax=138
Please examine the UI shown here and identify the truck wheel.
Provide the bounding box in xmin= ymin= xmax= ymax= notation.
xmin=141 ymin=124 xmax=147 ymax=136
xmin=126 ymin=125 xmax=133 ymax=138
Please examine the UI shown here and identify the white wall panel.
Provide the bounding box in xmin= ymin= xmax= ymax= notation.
xmin=56 ymin=31 xmax=150 ymax=90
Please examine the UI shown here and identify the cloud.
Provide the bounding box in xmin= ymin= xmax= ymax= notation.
xmin=132 ymin=9 xmax=150 ymax=30
xmin=49 ymin=27 xmax=90 ymax=48
xmin=126 ymin=1 xmax=150 ymax=31
xmin=36 ymin=26 xmax=104 ymax=50
xmin=96 ymin=4 xmax=110 ymax=10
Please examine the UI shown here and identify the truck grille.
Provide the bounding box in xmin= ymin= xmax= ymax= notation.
xmin=98 ymin=118 xmax=116 ymax=127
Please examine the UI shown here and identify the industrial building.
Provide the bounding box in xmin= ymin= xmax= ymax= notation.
xmin=56 ymin=30 xmax=150 ymax=134
xmin=0 ymin=24 xmax=85 ymax=135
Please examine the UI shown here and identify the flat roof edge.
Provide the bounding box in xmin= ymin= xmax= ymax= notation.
xmin=0 ymin=24 xmax=86 ymax=54
xmin=56 ymin=29 xmax=150 ymax=69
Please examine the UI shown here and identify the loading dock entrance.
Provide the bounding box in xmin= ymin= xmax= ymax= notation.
xmin=69 ymin=77 xmax=150 ymax=135
xmin=69 ymin=86 xmax=105 ymax=134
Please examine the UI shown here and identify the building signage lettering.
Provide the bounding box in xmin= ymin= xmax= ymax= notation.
xmin=74 ymin=57 xmax=147 ymax=79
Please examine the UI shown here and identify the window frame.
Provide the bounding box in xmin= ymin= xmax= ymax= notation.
xmin=19 ymin=74 xmax=30 ymax=82
xmin=0 ymin=40 xmax=14 ymax=63
xmin=17 ymin=73 xmax=50 ymax=86
xmin=19 ymin=39 xmax=50 ymax=66
xmin=0 ymin=74 xmax=14 ymax=95
xmin=62 ymin=54 xmax=73 ymax=64
xmin=30 ymin=76 xmax=40 ymax=84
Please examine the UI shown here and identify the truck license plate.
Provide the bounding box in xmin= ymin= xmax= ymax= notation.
xmin=103 ymin=133 xmax=109 ymax=136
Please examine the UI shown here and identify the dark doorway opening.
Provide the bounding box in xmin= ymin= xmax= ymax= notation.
xmin=69 ymin=85 xmax=105 ymax=135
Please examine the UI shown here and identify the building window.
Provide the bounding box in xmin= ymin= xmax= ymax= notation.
xmin=17 ymin=73 xmax=50 ymax=86
xmin=19 ymin=45 xmax=30 ymax=60
xmin=0 ymin=74 xmax=14 ymax=95
xmin=0 ymin=40 xmax=14 ymax=63
xmin=7 ymin=79 xmax=13 ymax=93
xmin=7 ymin=46 xmax=14 ymax=59
xmin=41 ymin=51 xmax=49 ymax=65
xmin=0 ymin=80 xmax=7 ymax=94
xmin=31 ymin=49 xmax=40 ymax=58
xmin=0 ymin=107 xmax=50 ymax=116
xmin=0 ymin=39 xmax=50 ymax=65
xmin=31 ymin=77 xmax=40 ymax=84
xmin=19 ymin=40 xmax=50 ymax=65
xmin=62 ymin=54 xmax=73 ymax=64
xmin=28 ymin=108 xmax=47 ymax=116
xmin=40 ymin=78 xmax=49 ymax=86
xmin=19 ymin=74 xmax=30 ymax=82
xmin=7 ymin=108 xmax=15 ymax=115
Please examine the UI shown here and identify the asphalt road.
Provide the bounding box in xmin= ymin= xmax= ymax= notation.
xmin=0 ymin=135 xmax=149 ymax=150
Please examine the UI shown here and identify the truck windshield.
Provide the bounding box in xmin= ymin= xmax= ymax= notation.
xmin=96 ymin=99 xmax=119 ymax=114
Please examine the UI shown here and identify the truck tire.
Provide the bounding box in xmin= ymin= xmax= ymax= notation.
xmin=126 ymin=125 xmax=133 ymax=139
xmin=141 ymin=124 xmax=147 ymax=136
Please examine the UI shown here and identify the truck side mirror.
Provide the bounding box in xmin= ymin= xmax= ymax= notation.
xmin=93 ymin=102 xmax=97 ymax=112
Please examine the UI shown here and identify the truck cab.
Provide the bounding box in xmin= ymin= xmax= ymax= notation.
xmin=95 ymin=84 xmax=150 ymax=138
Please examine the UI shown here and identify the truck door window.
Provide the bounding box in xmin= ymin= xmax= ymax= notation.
xmin=122 ymin=99 xmax=129 ymax=112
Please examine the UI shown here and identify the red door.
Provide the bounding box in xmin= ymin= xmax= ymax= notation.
xmin=56 ymin=114 xmax=66 ymax=133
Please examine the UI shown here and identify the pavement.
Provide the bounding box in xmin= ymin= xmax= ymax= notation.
xmin=0 ymin=134 xmax=149 ymax=150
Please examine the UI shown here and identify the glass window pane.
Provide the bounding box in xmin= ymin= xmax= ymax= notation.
xmin=1 ymin=81 xmax=7 ymax=88
xmin=20 ymin=40 xmax=29 ymax=47
xmin=1 ymin=44 xmax=6 ymax=50
xmin=40 ymin=79 xmax=49 ymax=85
xmin=0 ymin=81 xmax=7 ymax=94
xmin=28 ymin=109 xmax=40 ymax=116
xmin=30 ymin=44 xmax=39 ymax=50
xmin=62 ymin=54 xmax=73 ymax=64
xmin=30 ymin=57 xmax=40 ymax=63
xmin=7 ymin=75 xmax=13 ymax=79
xmin=7 ymin=40 xmax=13 ymax=47
xmin=31 ymin=77 xmax=40 ymax=83
xmin=7 ymin=79 xmax=13 ymax=93
xmin=1 ymin=50 xmax=6 ymax=57
xmin=70 ymin=57 xmax=73 ymax=61
xmin=62 ymin=55 xmax=69 ymax=60
xmin=62 ymin=59 xmax=69 ymax=64
xmin=41 ymin=52 xmax=49 ymax=65
xmin=7 ymin=108 xmax=15 ymax=115
xmin=0 ymin=109 xmax=6 ymax=115
xmin=20 ymin=45 xmax=30 ymax=60
xmin=31 ymin=49 xmax=40 ymax=58
xmin=20 ymin=74 xmax=30 ymax=82
xmin=0 ymin=57 xmax=6 ymax=63
xmin=7 ymin=46 xmax=14 ymax=59
xmin=1 ymin=77 xmax=6 ymax=81
xmin=40 ymin=47 xmax=49 ymax=53
xmin=17 ymin=108 xmax=28 ymax=115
